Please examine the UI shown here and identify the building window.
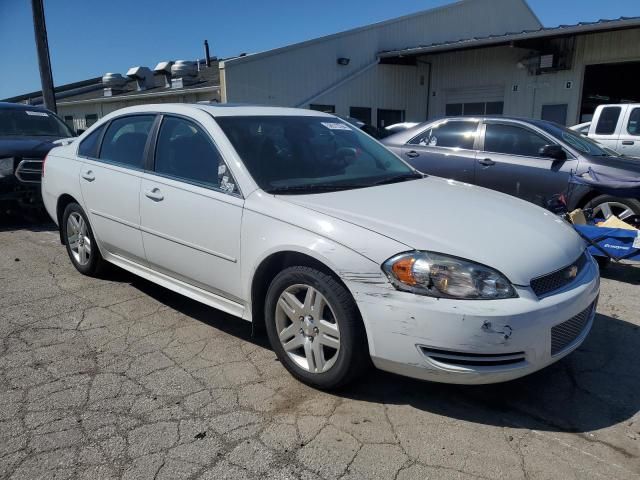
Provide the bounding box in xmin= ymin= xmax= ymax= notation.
xmin=349 ymin=107 xmax=371 ymax=125
xmin=309 ymin=104 xmax=335 ymax=113
xmin=445 ymin=101 xmax=503 ymax=117
xmin=377 ymin=109 xmax=405 ymax=129
xmin=63 ymin=115 xmax=74 ymax=128
xmin=85 ymin=114 xmax=98 ymax=127
xmin=541 ymin=104 xmax=568 ymax=126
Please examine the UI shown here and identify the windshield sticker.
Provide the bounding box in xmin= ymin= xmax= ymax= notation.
xmin=220 ymin=176 xmax=235 ymax=193
xmin=25 ymin=111 xmax=49 ymax=117
xmin=321 ymin=122 xmax=351 ymax=131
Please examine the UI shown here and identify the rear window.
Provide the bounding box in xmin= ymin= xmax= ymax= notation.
xmin=595 ymin=107 xmax=621 ymax=135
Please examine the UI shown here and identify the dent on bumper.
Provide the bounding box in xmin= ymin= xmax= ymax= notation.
xmin=350 ymin=257 xmax=600 ymax=385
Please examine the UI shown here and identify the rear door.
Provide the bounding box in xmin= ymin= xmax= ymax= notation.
xmin=401 ymin=119 xmax=480 ymax=183
xmin=78 ymin=114 xmax=155 ymax=263
xmin=616 ymin=106 xmax=640 ymax=157
xmin=475 ymin=121 xmax=578 ymax=205
xmin=590 ymin=106 xmax=623 ymax=151
xmin=139 ymin=113 xmax=244 ymax=302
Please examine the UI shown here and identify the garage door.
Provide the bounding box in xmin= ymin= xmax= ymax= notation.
xmin=444 ymin=85 xmax=504 ymax=116
xmin=581 ymin=61 xmax=640 ymax=122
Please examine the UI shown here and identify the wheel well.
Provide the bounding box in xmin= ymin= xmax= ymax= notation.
xmin=573 ymin=190 xmax=602 ymax=210
xmin=250 ymin=251 xmax=348 ymax=333
xmin=56 ymin=194 xmax=78 ymax=244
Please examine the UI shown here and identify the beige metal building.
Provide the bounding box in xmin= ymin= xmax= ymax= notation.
xmin=221 ymin=0 xmax=640 ymax=127
xmin=4 ymin=60 xmax=220 ymax=131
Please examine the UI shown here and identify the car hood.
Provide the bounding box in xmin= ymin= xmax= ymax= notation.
xmin=280 ymin=177 xmax=585 ymax=286
xmin=582 ymin=153 xmax=640 ymax=173
xmin=0 ymin=136 xmax=71 ymax=158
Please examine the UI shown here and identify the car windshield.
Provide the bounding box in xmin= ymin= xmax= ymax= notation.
xmin=0 ymin=108 xmax=75 ymax=137
xmin=537 ymin=122 xmax=615 ymax=157
xmin=215 ymin=115 xmax=420 ymax=193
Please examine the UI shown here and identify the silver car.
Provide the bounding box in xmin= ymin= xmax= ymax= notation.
xmin=382 ymin=117 xmax=640 ymax=222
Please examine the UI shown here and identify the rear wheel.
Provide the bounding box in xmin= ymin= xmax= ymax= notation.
xmin=585 ymin=195 xmax=640 ymax=225
xmin=264 ymin=266 xmax=369 ymax=390
xmin=62 ymin=202 xmax=105 ymax=276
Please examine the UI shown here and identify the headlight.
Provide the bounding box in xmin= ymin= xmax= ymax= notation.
xmin=0 ymin=157 xmax=13 ymax=177
xmin=382 ymin=251 xmax=516 ymax=299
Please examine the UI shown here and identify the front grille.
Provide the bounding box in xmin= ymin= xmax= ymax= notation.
xmin=530 ymin=252 xmax=588 ymax=298
xmin=551 ymin=302 xmax=595 ymax=355
xmin=15 ymin=158 xmax=43 ymax=183
xmin=419 ymin=346 xmax=526 ymax=367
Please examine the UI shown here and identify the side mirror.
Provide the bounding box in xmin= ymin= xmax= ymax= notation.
xmin=76 ymin=129 xmax=86 ymax=136
xmin=539 ymin=144 xmax=566 ymax=161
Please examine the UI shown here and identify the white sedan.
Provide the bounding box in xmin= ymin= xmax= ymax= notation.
xmin=41 ymin=104 xmax=600 ymax=389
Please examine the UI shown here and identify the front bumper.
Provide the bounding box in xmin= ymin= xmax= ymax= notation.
xmin=351 ymin=254 xmax=600 ymax=385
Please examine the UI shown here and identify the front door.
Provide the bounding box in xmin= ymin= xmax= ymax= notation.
xmin=79 ymin=114 xmax=155 ymax=263
xmin=139 ymin=114 xmax=244 ymax=302
xmin=617 ymin=106 xmax=640 ymax=157
xmin=401 ymin=119 xmax=479 ymax=184
xmin=476 ymin=122 xmax=577 ymax=206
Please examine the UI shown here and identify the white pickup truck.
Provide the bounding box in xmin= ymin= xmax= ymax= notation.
xmin=586 ymin=104 xmax=640 ymax=157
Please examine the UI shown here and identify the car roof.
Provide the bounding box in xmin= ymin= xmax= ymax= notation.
xmin=0 ymin=101 xmax=51 ymax=112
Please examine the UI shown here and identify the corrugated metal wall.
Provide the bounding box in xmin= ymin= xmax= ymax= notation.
xmin=423 ymin=28 xmax=640 ymax=125
xmin=221 ymin=0 xmax=541 ymax=125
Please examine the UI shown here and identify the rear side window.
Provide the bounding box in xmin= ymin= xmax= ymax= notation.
xmin=78 ymin=124 xmax=106 ymax=158
xmin=155 ymin=116 xmax=235 ymax=192
xmin=595 ymin=107 xmax=621 ymax=135
xmin=409 ymin=121 xmax=478 ymax=149
xmin=627 ymin=108 xmax=640 ymax=135
xmin=484 ymin=124 xmax=549 ymax=157
xmin=99 ymin=115 xmax=154 ymax=169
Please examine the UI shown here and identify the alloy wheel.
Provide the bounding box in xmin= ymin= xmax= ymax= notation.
xmin=275 ymin=284 xmax=341 ymax=374
xmin=66 ymin=212 xmax=92 ymax=265
xmin=592 ymin=201 xmax=635 ymax=223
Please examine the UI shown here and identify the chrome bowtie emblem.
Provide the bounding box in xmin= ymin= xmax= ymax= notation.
xmin=565 ymin=265 xmax=578 ymax=279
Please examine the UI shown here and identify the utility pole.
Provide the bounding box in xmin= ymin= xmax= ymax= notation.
xmin=31 ymin=0 xmax=56 ymax=112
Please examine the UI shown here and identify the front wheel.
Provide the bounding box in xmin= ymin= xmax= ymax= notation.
xmin=62 ymin=202 xmax=105 ymax=276
xmin=264 ymin=266 xmax=369 ymax=390
xmin=585 ymin=195 xmax=640 ymax=225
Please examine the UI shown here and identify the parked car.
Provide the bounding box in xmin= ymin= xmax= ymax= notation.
xmin=382 ymin=116 xmax=640 ymax=223
xmin=0 ymin=102 xmax=75 ymax=213
xmin=583 ymin=104 xmax=640 ymax=157
xmin=42 ymin=104 xmax=599 ymax=389
xmin=385 ymin=122 xmax=419 ymax=135
xmin=570 ymin=122 xmax=591 ymax=135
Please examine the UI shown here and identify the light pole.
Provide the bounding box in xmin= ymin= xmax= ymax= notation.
xmin=30 ymin=0 xmax=56 ymax=112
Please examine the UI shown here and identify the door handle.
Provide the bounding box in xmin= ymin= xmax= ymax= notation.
xmin=81 ymin=170 xmax=95 ymax=182
xmin=479 ymin=158 xmax=496 ymax=166
xmin=405 ymin=150 xmax=420 ymax=158
xmin=622 ymin=141 xmax=635 ymax=146
xmin=144 ymin=187 xmax=164 ymax=201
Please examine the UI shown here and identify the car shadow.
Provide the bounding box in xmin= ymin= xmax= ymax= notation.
xmin=600 ymin=261 xmax=640 ymax=285
xmin=128 ymin=269 xmax=639 ymax=434
xmin=0 ymin=211 xmax=57 ymax=233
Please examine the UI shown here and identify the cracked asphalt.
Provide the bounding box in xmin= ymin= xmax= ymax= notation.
xmin=1 ymin=219 xmax=639 ymax=480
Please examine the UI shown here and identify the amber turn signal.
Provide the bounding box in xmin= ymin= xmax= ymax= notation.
xmin=391 ymin=257 xmax=417 ymax=285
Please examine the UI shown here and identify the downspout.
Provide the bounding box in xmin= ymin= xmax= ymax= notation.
xmin=417 ymin=60 xmax=432 ymax=121
xmin=295 ymin=58 xmax=380 ymax=108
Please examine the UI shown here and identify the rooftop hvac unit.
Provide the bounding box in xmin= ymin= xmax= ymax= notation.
xmin=171 ymin=60 xmax=198 ymax=89
xmin=126 ymin=66 xmax=154 ymax=91
xmin=154 ymin=61 xmax=174 ymax=88
xmin=102 ymin=72 xmax=127 ymax=97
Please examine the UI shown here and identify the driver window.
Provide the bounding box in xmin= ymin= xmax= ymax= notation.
xmin=484 ymin=124 xmax=549 ymax=157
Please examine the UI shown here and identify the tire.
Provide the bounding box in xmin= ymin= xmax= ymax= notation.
xmin=264 ymin=266 xmax=369 ymax=390
xmin=61 ymin=202 xmax=105 ymax=276
xmin=585 ymin=195 xmax=640 ymax=224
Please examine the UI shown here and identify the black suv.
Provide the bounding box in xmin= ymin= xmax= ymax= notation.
xmin=0 ymin=102 xmax=75 ymax=213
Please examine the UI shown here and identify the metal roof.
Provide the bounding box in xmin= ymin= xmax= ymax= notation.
xmin=379 ymin=16 xmax=640 ymax=58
